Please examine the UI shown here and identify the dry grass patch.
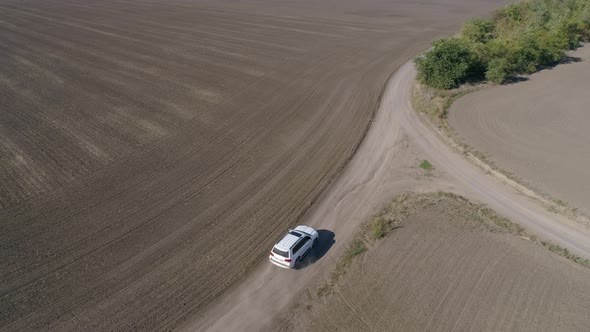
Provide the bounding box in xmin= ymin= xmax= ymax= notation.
xmin=412 ymin=82 xmax=483 ymax=129
xmin=540 ymin=241 xmax=590 ymax=268
xmin=317 ymin=239 xmax=368 ymax=297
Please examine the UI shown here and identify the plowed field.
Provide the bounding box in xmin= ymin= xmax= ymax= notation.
xmin=1 ymin=0 xmax=508 ymax=330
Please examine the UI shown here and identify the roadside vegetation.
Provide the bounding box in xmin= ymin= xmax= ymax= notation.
xmin=419 ymin=159 xmax=434 ymax=173
xmin=317 ymin=194 xmax=413 ymax=296
xmin=412 ymin=82 xmax=483 ymax=129
xmin=448 ymin=194 xmax=590 ymax=268
xmin=317 ymin=240 xmax=367 ymax=297
xmin=317 ymin=192 xmax=589 ymax=297
xmin=416 ymin=0 xmax=590 ymax=88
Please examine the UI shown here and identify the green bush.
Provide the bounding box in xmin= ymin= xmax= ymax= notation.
xmin=486 ymin=58 xmax=510 ymax=83
xmin=462 ymin=19 xmax=496 ymax=43
xmin=559 ymin=18 xmax=587 ymax=49
xmin=419 ymin=159 xmax=433 ymax=171
xmin=415 ymin=38 xmax=473 ymax=89
xmin=416 ymin=0 xmax=590 ymax=89
xmin=371 ymin=217 xmax=387 ymax=239
xmin=583 ymin=5 xmax=590 ymax=38
xmin=504 ymin=3 xmax=527 ymax=22
xmin=536 ymin=31 xmax=567 ymax=65
xmin=512 ymin=42 xmax=541 ymax=73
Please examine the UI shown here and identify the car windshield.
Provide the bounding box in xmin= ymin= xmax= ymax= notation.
xmin=272 ymin=247 xmax=289 ymax=258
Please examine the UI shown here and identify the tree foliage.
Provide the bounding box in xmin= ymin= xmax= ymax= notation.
xmin=462 ymin=19 xmax=496 ymax=44
xmin=485 ymin=58 xmax=510 ymax=83
xmin=416 ymin=0 xmax=590 ymax=89
xmin=415 ymin=38 xmax=473 ymax=89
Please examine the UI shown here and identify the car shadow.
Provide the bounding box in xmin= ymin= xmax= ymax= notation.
xmin=294 ymin=229 xmax=335 ymax=270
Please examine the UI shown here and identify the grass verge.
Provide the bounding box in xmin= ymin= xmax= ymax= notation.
xmin=317 ymin=194 xmax=413 ymax=297
xmin=412 ymin=82 xmax=483 ymax=130
xmin=317 ymin=239 xmax=367 ymax=297
xmin=443 ymin=192 xmax=590 ymax=267
xmin=540 ymin=241 xmax=590 ymax=268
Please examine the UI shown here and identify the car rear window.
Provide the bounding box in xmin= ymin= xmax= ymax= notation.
xmin=289 ymin=231 xmax=302 ymax=237
xmin=272 ymin=247 xmax=289 ymax=258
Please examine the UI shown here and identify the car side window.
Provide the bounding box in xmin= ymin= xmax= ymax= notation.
xmin=293 ymin=237 xmax=310 ymax=254
xmin=292 ymin=241 xmax=302 ymax=255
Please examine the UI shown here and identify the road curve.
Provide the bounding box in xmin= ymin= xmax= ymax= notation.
xmin=398 ymin=63 xmax=590 ymax=259
xmin=188 ymin=61 xmax=590 ymax=331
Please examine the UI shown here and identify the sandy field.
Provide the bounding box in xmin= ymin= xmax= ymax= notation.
xmin=449 ymin=44 xmax=590 ymax=215
xmin=271 ymin=193 xmax=590 ymax=332
xmin=0 ymin=0 xmax=511 ymax=330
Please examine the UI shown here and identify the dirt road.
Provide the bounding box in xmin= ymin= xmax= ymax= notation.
xmin=192 ymin=61 xmax=590 ymax=331
xmin=449 ymin=44 xmax=590 ymax=215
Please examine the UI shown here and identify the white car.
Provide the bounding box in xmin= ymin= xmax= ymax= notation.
xmin=269 ymin=225 xmax=319 ymax=269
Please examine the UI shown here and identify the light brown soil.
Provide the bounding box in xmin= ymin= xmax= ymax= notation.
xmin=449 ymin=44 xmax=590 ymax=215
xmin=0 ymin=0 xmax=511 ymax=330
xmin=271 ymin=194 xmax=590 ymax=332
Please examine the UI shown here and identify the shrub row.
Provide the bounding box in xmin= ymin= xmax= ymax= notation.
xmin=416 ymin=0 xmax=590 ymax=89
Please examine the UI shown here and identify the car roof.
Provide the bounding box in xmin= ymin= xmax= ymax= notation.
xmin=294 ymin=225 xmax=315 ymax=236
xmin=274 ymin=230 xmax=305 ymax=251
